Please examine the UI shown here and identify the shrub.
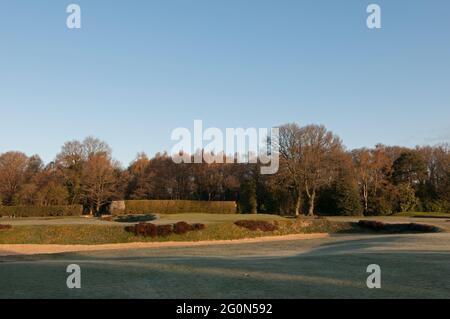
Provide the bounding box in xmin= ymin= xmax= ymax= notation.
xmin=396 ymin=183 xmax=418 ymax=212
xmin=173 ymin=222 xmax=192 ymax=235
xmin=125 ymin=222 xmax=158 ymax=237
xmin=125 ymin=222 xmax=206 ymax=237
xmin=234 ymin=220 xmax=278 ymax=232
xmin=0 ymin=205 xmax=83 ymax=218
xmin=157 ymin=224 xmax=173 ymax=237
xmin=419 ymin=199 xmax=450 ymax=213
xmin=138 ymin=223 xmax=158 ymax=237
xmin=116 ymin=200 xmax=237 ymax=215
xmin=124 ymin=225 xmax=135 ymax=233
xmin=367 ymin=184 xmax=399 ymax=216
xmin=191 ymin=223 xmax=206 ymax=231
xmin=0 ymin=224 xmax=12 ymax=231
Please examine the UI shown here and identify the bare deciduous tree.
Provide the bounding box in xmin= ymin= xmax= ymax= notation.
xmin=300 ymin=125 xmax=343 ymax=216
xmin=0 ymin=152 xmax=29 ymax=205
xmin=275 ymin=123 xmax=304 ymax=216
xmin=276 ymin=124 xmax=343 ymax=216
xmin=82 ymin=153 xmax=119 ymax=215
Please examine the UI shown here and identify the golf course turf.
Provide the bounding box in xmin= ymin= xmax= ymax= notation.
xmin=0 ymin=232 xmax=449 ymax=299
xmin=0 ymin=214 xmax=448 ymax=299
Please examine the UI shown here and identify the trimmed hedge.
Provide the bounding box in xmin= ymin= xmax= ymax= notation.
xmin=115 ymin=200 xmax=237 ymax=215
xmin=0 ymin=205 xmax=83 ymax=218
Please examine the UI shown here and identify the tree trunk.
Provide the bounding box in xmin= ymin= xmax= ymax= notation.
xmin=295 ymin=192 xmax=302 ymax=216
xmin=308 ymin=191 xmax=316 ymax=216
xmin=363 ymin=184 xmax=369 ymax=214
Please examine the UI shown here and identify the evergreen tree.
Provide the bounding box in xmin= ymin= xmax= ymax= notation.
xmin=332 ymin=172 xmax=364 ymax=216
xmin=318 ymin=169 xmax=363 ymax=216
xmin=239 ymin=180 xmax=257 ymax=214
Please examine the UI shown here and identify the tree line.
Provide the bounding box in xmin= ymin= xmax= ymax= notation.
xmin=0 ymin=124 xmax=449 ymax=216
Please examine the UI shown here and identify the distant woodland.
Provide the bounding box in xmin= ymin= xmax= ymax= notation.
xmin=0 ymin=123 xmax=449 ymax=216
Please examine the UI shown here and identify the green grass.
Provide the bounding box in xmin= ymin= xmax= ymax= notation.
xmin=2 ymin=236 xmax=450 ymax=299
xmin=158 ymin=213 xmax=288 ymax=223
xmin=1 ymin=212 xmax=444 ymax=245
xmin=0 ymin=225 xmax=129 ymax=245
xmin=0 ymin=219 xmax=353 ymax=245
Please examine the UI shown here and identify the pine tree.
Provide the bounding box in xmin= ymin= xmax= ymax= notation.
xmin=239 ymin=180 xmax=257 ymax=214
xmin=331 ymin=171 xmax=363 ymax=216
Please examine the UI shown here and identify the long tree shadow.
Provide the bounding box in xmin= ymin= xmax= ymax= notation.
xmin=1 ymin=250 xmax=449 ymax=299
xmin=1 ymin=234 xmax=449 ymax=299
xmin=114 ymin=214 xmax=158 ymax=223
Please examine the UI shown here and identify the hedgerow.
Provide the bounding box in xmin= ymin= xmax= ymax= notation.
xmin=0 ymin=205 xmax=83 ymax=218
xmin=114 ymin=200 xmax=236 ymax=215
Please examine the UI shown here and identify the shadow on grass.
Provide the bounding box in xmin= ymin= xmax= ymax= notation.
xmin=1 ymin=244 xmax=449 ymax=299
xmin=114 ymin=214 xmax=158 ymax=223
xmin=335 ymin=221 xmax=442 ymax=235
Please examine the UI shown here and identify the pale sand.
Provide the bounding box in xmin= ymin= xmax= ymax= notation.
xmin=0 ymin=233 xmax=329 ymax=257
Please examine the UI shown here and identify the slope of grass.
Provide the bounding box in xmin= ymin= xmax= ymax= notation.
xmin=158 ymin=213 xmax=288 ymax=223
xmin=0 ymin=219 xmax=352 ymax=245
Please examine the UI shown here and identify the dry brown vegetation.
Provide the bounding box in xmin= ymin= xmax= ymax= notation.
xmin=124 ymin=221 xmax=207 ymax=238
xmin=0 ymin=224 xmax=12 ymax=231
xmin=234 ymin=220 xmax=279 ymax=232
xmin=0 ymin=125 xmax=448 ymax=217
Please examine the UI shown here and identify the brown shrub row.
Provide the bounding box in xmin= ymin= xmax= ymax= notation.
xmin=234 ymin=220 xmax=278 ymax=232
xmin=115 ymin=200 xmax=236 ymax=215
xmin=0 ymin=224 xmax=12 ymax=230
xmin=125 ymin=221 xmax=206 ymax=237
xmin=0 ymin=205 xmax=83 ymax=218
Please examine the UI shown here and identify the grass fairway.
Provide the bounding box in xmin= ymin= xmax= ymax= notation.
xmin=0 ymin=214 xmax=448 ymax=298
xmin=1 ymin=232 xmax=449 ymax=299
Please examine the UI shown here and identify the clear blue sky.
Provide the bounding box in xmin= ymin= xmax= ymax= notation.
xmin=1 ymin=0 xmax=449 ymax=166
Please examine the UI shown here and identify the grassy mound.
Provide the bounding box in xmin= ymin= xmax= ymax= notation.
xmin=0 ymin=219 xmax=353 ymax=245
xmin=235 ymin=220 xmax=278 ymax=232
xmin=2 ymin=216 xmax=439 ymax=245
